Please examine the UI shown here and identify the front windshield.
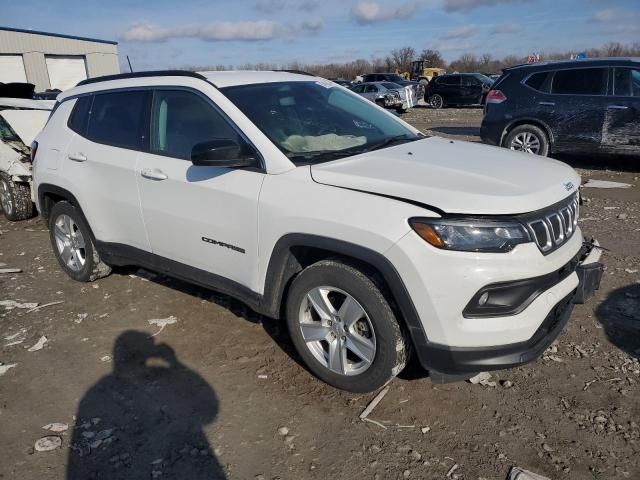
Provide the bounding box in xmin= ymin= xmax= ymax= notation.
xmin=221 ymin=81 xmax=420 ymax=164
xmin=473 ymin=73 xmax=494 ymax=85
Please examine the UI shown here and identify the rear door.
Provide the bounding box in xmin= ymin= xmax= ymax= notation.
xmin=63 ymin=90 xmax=150 ymax=250
xmin=548 ymin=67 xmax=609 ymax=152
xmin=601 ymin=67 xmax=640 ymax=155
xmin=439 ymin=75 xmax=461 ymax=103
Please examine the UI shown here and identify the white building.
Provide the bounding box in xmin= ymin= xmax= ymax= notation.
xmin=0 ymin=26 xmax=119 ymax=92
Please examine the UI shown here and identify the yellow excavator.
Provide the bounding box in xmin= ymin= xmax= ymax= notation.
xmin=408 ymin=60 xmax=446 ymax=84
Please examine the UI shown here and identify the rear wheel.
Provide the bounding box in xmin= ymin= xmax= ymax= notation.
xmin=430 ymin=94 xmax=444 ymax=109
xmin=0 ymin=172 xmax=33 ymax=221
xmin=286 ymin=260 xmax=409 ymax=392
xmin=504 ymin=124 xmax=549 ymax=156
xmin=48 ymin=201 xmax=111 ymax=282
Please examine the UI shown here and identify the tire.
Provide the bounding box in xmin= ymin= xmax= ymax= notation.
xmin=285 ymin=260 xmax=409 ymax=393
xmin=429 ymin=94 xmax=444 ymax=109
xmin=48 ymin=201 xmax=111 ymax=282
xmin=503 ymin=124 xmax=550 ymax=156
xmin=0 ymin=172 xmax=34 ymax=221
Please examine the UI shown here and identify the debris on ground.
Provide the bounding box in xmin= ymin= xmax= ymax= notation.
xmin=4 ymin=328 xmax=28 ymax=346
xmin=0 ymin=362 xmax=18 ymax=376
xmin=27 ymin=301 xmax=64 ymax=313
xmin=277 ymin=426 xmax=289 ymax=436
xmin=360 ymin=385 xmax=390 ymax=420
xmin=27 ymin=336 xmax=48 ymax=352
xmin=0 ymin=268 xmax=22 ymax=274
xmin=148 ymin=316 xmax=178 ymax=336
xmin=468 ymin=372 xmax=497 ymax=387
xmin=0 ymin=300 xmax=38 ymax=310
xmin=42 ymin=423 xmax=68 ymax=433
xmin=34 ymin=436 xmax=62 ymax=452
xmin=506 ymin=466 xmax=551 ymax=480
xmin=582 ymin=179 xmax=632 ymax=189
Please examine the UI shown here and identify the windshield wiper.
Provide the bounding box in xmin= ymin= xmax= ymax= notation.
xmin=359 ymin=134 xmax=418 ymax=153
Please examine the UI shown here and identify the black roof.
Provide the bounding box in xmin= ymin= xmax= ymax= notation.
xmin=0 ymin=26 xmax=117 ymax=45
xmin=505 ymin=57 xmax=639 ymax=71
xmin=76 ymin=70 xmax=208 ymax=87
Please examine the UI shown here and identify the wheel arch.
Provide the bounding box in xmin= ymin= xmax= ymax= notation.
xmin=500 ymin=118 xmax=555 ymax=150
xmin=37 ymin=184 xmax=97 ymax=242
xmin=260 ymin=234 xmax=430 ymax=361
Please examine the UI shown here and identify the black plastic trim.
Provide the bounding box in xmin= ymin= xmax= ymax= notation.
xmin=0 ymin=25 xmax=117 ymax=45
xmin=463 ymin=254 xmax=579 ymax=318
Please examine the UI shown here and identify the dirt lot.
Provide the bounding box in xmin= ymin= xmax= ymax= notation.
xmin=1 ymin=107 xmax=639 ymax=480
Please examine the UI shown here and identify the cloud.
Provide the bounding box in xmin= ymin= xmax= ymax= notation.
xmin=299 ymin=17 xmax=324 ymax=34
xmin=443 ymin=0 xmax=528 ymax=12
xmin=255 ymin=0 xmax=319 ymax=14
xmin=588 ymin=8 xmax=640 ymax=35
xmin=441 ymin=25 xmax=477 ymax=40
xmin=122 ymin=21 xmax=283 ymax=42
xmin=588 ymin=8 xmax=624 ymax=23
xmin=350 ymin=1 xmax=419 ymax=25
xmin=491 ymin=23 xmax=522 ymax=34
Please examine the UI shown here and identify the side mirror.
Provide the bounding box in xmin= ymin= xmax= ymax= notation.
xmin=191 ymin=139 xmax=257 ymax=168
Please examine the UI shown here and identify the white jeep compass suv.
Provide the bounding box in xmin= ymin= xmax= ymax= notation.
xmin=33 ymin=70 xmax=603 ymax=392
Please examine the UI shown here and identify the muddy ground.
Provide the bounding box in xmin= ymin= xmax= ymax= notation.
xmin=1 ymin=107 xmax=639 ymax=480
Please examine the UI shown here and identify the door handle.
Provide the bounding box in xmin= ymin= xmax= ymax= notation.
xmin=607 ymin=105 xmax=629 ymax=110
xmin=67 ymin=152 xmax=87 ymax=162
xmin=141 ymin=168 xmax=168 ymax=181
xmin=538 ymin=101 xmax=555 ymax=106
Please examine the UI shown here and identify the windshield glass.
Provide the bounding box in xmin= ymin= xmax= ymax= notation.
xmin=385 ymin=74 xmax=406 ymax=82
xmin=473 ymin=73 xmax=494 ymax=84
xmin=221 ymin=81 xmax=420 ymax=164
xmin=381 ymin=82 xmax=402 ymax=90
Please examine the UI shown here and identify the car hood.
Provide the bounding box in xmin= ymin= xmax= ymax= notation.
xmin=310 ymin=137 xmax=581 ymax=215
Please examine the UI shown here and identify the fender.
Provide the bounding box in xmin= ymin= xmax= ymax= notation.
xmin=37 ymin=183 xmax=98 ymax=241
xmin=260 ymin=234 xmax=432 ymax=368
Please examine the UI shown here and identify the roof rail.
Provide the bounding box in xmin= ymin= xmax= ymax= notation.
xmin=272 ymin=69 xmax=316 ymax=77
xmin=76 ymin=70 xmax=208 ymax=87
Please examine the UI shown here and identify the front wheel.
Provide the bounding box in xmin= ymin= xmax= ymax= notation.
xmin=429 ymin=94 xmax=444 ymax=109
xmin=286 ymin=260 xmax=409 ymax=392
xmin=0 ymin=172 xmax=34 ymax=221
xmin=504 ymin=124 xmax=549 ymax=156
xmin=48 ymin=201 xmax=112 ymax=282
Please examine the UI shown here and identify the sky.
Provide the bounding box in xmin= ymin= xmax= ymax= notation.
xmin=3 ymin=0 xmax=640 ymax=71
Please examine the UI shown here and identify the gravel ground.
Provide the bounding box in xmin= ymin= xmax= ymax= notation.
xmin=1 ymin=107 xmax=639 ymax=480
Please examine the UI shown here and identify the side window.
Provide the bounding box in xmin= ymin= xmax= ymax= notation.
xmin=351 ymin=84 xmax=364 ymax=93
xmin=524 ymin=72 xmax=551 ymax=92
xmin=442 ymin=76 xmax=460 ymax=86
xmin=461 ymin=76 xmax=477 ymax=86
xmin=86 ymin=91 xmax=147 ymax=149
xmin=150 ymin=90 xmax=240 ymax=160
xmin=551 ymin=68 xmax=607 ymax=95
xmin=68 ymin=95 xmax=92 ymax=135
xmin=613 ymin=68 xmax=640 ymax=97
xmin=364 ymin=85 xmax=377 ymax=93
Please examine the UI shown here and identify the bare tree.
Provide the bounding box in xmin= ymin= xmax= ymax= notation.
xmin=418 ymin=49 xmax=446 ymax=68
xmin=389 ymin=47 xmax=416 ymax=73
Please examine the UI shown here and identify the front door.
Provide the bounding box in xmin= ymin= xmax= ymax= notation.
xmin=136 ymin=89 xmax=264 ymax=288
xmin=602 ymin=67 xmax=640 ymax=155
xmin=460 ymin=76 xmax=483 ymax=104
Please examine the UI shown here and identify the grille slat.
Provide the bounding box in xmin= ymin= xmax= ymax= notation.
xmin=525 ymin=194 xmax=579 ymax=254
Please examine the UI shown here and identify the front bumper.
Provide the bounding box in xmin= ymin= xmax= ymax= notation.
xmin=423 ymin=240 xmax=603 ymax=377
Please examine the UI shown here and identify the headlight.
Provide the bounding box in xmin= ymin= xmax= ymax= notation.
xmin=409 ymin=218 xmax=531 ymax=253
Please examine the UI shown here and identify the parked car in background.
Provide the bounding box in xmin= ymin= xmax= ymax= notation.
xmin=481 ymin=58 xmax=640 ymax=157
xmin=34 ymin=70 xmax=602 ymax=393
xmin=0 ymin=97 xmax=54 ymax=220
xmin=362 ymin=73 xmax=424 ymax=104
xmin=426 ymin=73 xmax=493 ymax=109
xmin=329 ymin=79 xmax=353 ymax=88
xmin=350 ymin=81 xmax=413 ymax=113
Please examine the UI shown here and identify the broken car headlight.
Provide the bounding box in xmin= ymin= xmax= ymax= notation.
xmin=409 ymin=218 xmax=531 ymax=253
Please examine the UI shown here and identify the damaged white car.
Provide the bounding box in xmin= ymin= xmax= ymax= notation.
xmin=0 ymin=98 xmax=54 ymax=220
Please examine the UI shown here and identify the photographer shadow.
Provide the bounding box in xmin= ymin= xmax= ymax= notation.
xmin=595 ymin=283 xmax=640 ymax=360
xmin=66 ymin=331 xmax=225 ymax=480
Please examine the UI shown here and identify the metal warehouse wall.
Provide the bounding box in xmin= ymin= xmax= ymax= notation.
xmin=0 ymin=29 xmax=119 ymax=91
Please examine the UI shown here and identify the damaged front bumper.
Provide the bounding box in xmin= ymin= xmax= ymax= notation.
xmin=424 ymin=238 xmax=604 ymax=382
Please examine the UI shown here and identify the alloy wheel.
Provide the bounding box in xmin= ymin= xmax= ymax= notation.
xmin=0 ymin=178 xmax=13 ymax=215
xmin=510 ymin=131 xmax=541 ymax=154
xmin=53 ymin=214 xmax=87 ymax=272
xmin=298 ymin=286 xmax=376 ymax=376
xmin=430 ymin=95 xmax=443 ymax=109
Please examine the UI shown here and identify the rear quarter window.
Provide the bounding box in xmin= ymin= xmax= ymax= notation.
xmin=67 ymin=96 xmax=92 ymax=135
xmin=523 ymin=72 xmax=551 ymax=92
xmin=551 ymin=68 xmax=608 ymax=95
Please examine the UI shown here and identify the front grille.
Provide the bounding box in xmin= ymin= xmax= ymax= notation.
xmin=523 ymin=194 xmax=579 ymax=254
